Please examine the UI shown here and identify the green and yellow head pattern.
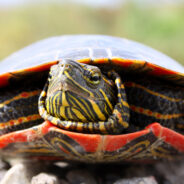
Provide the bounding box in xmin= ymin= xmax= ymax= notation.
xmin=39 ymin=59 xmax=129 ymax=134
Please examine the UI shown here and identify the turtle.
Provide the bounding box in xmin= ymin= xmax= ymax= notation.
xmin=0 ymin=35 xmax=184 ymax=163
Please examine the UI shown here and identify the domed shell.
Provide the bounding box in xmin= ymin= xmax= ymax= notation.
xmin=0 ymin=35 xmax=184 ymax=74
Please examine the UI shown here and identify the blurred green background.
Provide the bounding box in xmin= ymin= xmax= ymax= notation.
xmin=0 ymin=0 xmax=184 ymax=64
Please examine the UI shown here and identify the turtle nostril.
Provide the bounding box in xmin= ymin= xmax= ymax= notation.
xmin=60 ymin=64 xmax=69 ymax=69
xmin=65 ymin=64 xmax=70 ymax=69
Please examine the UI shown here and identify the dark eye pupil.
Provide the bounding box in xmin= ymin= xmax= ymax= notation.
xmin=91 ymin=75 xmax=100 ymax=81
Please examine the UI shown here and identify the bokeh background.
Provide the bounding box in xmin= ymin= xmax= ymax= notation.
xmin=0 ymin=0 xmax=184 ymax=64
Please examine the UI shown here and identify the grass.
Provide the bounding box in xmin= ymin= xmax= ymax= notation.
xmin=0 ymin=2 xmax=184 ymax=64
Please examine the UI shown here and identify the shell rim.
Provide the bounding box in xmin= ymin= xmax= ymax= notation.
xmin=1 ymin=58 xmax=184 ymax=88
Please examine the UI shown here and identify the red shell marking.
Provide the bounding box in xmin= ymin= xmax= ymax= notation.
xmin=0 ymin=121 xmax=183 ymax=162
xmin=0 ymin=61 xmax=58 ymax=88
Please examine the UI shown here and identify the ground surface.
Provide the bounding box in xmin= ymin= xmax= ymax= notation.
xmin=0 ymin=159 xmax=184 ymax=184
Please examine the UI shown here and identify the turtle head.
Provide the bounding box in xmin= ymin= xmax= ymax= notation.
xmin=45 ymin=59 xmax=116 ymax=123
xmin=39 ymin=59 xmax=129 ymax=134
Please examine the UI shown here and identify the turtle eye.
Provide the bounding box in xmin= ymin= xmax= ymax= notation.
xmin=89 ymin=72 xmax=101 ymax=84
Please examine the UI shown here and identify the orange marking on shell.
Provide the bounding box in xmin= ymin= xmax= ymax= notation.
xmin=111 ymin=58 xmax=135 ymax=67
xmin=156 ymin=114 xmax=161 ymax=118
xmin=0 ymin=114 xmax=41 ymax=130
xmin=21 ymin=92 xmax=29 ymax=98
xmin=139 ymin=107 xmax=144 ymax=113
xmin=59 ymin=145 xmax=70 ymax=154
xmin=147 ymin=122 xmax=184 ymax=153
xmin=0 ymin=73 xmax=11 ymax=88
xmin=77 ymin=58 xmax=91 ymax=64
xmin=0 ymin=90 xmax=41 ymax=108
xmin=104 ymin=129 xmax=150 ymax=152
xmin=0 ymin=61 xmax=58 ymax=88
xmin=130 ymin=105 xmax=184 ymax=119
xmin=125 ymin=81 xmax=183 ymax=102
xmin=93 ymin=58 xmax=109 ymax=64
xmin=0 ymin=126 xmax=39 ymax=149
xmin=27 ymin=116 xmax=31 ymax=121
xmin=148 ymin=111 xmax=153 ymax=116
xmin=135 ymin=148 xmax=142 ymax=153
xmin=0 ymin=124 xmax=5 ymax=128
xmin=32 ymin=114 xmax=40 ymax=120
xmin=147 ymin=62 xmax=179 ymax=76
xmin=130 ymin=105 xmax=136 ymax=111
xmin=50 ymin=123 xmax=101 ymax=153
xmin=10 ymin=121 xmax=14 ymax=126
xmin=18 ymin=118 xmax=23 ymax=123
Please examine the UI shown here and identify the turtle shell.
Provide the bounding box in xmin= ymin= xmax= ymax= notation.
xmin=0 ymin=35 xmax=184 ymax=162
